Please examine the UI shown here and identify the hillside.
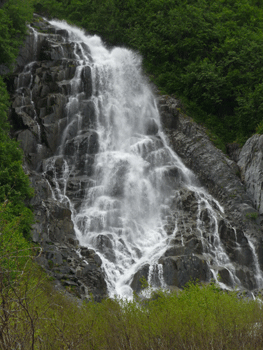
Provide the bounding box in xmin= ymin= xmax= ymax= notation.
xmin=34 ymin=0 xmax=263 ymax=150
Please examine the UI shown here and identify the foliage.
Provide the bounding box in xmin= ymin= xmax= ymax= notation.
xmin=0 ymin=0 xmax=34 ymax=67
xmin=34 ymin=0 xmax=263 ymax=146
xmin=0 ymin=77 xmax=34 ymax=240
xmin=0 ymin=0 xmax=35 ymax=242
xmin=245 ymin=211 xmax=259 ymax=220
xmin=1 ymin=269 xmax=263 ymax=349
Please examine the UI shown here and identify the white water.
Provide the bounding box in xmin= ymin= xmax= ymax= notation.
xmin=23 ymin=19 xmax=262 ymax=298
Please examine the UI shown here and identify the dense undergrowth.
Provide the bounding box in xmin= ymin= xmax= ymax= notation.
xmin=1 ymin=253 xmax=263 ymax=350
xmin=34 ymin=0 xmax=263 ymax=148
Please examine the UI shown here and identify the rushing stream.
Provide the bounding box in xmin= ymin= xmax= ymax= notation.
xmin=14 ymin=18 xmax=263 ymax=298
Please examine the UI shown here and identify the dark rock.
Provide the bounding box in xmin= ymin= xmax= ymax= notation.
xmin=226 ymin=143 xmax=241 ymax=163
xmin=67 ymin=236 xmax=79 ymax=247
xmin=45 ymin=250 xmax=63 ymax=265
xmin=81 ymin=66 xmax=92 ymax=98
xmin=17 ymin=129 xmax=38 ymax=154
xmin=81 ymin=100 xmax=96 ymax=129
xmin=160 ymin=95 xmax=263 ymax=291
xmin=238 ymin=134 xmax=263 ymax=215
xmin=130 ymin=264 xmax=150 ymax=293
xmin=146 ymin=118 xmax=159 ymax=135
xmin=217 ymin=267 xmax=234 ymax=287
xmin=95 ymin=235 xmax=115 ymax=262
xmin=93 ymin=254 xmax=102 ymax=267
xmin=6 ymin=15 xmax=108 ymax=303
xmin=64 ymin=131 xmax=99 ymax=157
xmin=160 ymin=255 xmax=211 ymax=288
xmin=81 ymin=247 xmax=94 ymax=258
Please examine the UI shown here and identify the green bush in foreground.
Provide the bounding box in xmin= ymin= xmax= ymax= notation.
xmin=1 ymin=257 xmax=263 ymax=350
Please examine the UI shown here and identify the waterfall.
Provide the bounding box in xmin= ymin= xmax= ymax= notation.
xmin=13 ymin=17 xmax=263 ymax=299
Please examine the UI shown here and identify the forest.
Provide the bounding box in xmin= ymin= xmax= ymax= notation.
xmin=1 ymin=0 xmax=263 ymax=348
xmin=34 ymin=0 xmax=263 ymax=148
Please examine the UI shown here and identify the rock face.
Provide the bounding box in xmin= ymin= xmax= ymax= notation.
xmin=238 ymin=134 xmax=263 ymax=216
xmin=6 ymin=15 xmax=263 ymax=299
xmin=7 ymin=15 xmax=107 ymax=301
xmin=158 ymin=95 xmax=263 ymax=291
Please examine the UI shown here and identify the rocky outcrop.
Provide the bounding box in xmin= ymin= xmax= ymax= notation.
xmin=237 ymin=134 xmax=263 ymax=216
xmin=7 ymin=15 xmax=107 ymax=301
xmin=159 ymin=96 xmax=261 ymax=229
xmin=158 ymin=95 xmax=263 ymax=291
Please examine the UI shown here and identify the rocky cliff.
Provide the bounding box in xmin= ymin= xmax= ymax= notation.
xmin=6 ymin=14 xmax=263 ymax=300
xmin=159 ymin=96 xmax=263 ymax=290
xmin=7 ymin=15 xmax=107 ymax=301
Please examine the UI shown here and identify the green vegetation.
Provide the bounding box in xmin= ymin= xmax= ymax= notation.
xmin=0 ymin=0 xmax=34 ymax=287
xmin=0 ymin=0 xmax=34 ymax=239
xmin=1 ymin=255 xmax=263 ymax=350
xmin=0 ymin=77 xmax=34 ymax=241
xmin=246 ymin=211 xmax=259 ymax=220
xmin=34 ymin=0 xmax=263 ymax=147
xmin=0 ymin=0 xmax=34 ymax=67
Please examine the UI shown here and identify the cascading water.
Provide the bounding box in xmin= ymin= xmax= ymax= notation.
xmin=44 ymin=21 xmax=186 ymax=297
xmin=12 ymin=17 xmax=263 ymax=299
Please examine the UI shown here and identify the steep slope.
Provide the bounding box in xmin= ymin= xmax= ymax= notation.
xmin=7 ymin=15 xmax=263 ymax=299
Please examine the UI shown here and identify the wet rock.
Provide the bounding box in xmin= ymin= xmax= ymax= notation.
xmin=130 ymin=264 xmax=150 ymax=293
xmin=159 ymin=255 xmax=211 ymax=288
xmin=236 ymin=268 xmax=257 ymax=290
xmin=81 ymin=100 xmax=96 ymax=129
xmin=160 ymin=95 xmax=263 ymax=291
xmin=64 ymin=131 xmax=99 ymax=157
xmin=95 ymin=235 xmax=115 ymax=262
xmin=164 ymin=237 xmax=203 ymax=257
xmin=17 ymin=129 xmax=38 ymax=154
xmin=160 ymin=96 xmax=256 ymax=222
xmin=6 ymin=16 xmax=108 ymax=302
xmin=217 ymin=267 xmax=234 ymax=287
xmin=146 ymin=118 xmax=158 ymax=135
xmin=81 ymin=66 xmax=92 ymax=98
xmin=80 ymin=247 xmax=95 ymax=258
xmin=93 ymin=254 xmax=102 ymax=267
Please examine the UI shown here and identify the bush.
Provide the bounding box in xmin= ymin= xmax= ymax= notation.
xmin=2 ymin=255 xmax=263 ymax=350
